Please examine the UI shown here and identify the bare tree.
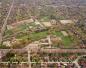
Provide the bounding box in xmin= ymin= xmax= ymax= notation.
xmin=0 ymin=0 xmax=14 ymax=45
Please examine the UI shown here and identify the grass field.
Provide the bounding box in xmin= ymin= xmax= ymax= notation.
xmin=16 ymin=30 xmax=73 ymax=48
xmin=29 ymin=31 xmax=48 ymax=41
xmin=16 ymin=31 xmax=48 ymax=40
xmin=51 ymin=31 xmax=73 ymax=47
xmin=5 ymin=22 xmax=73 ymax=48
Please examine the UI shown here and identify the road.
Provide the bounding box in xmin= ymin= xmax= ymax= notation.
xmin=0 ymin=0 xmax=14 ymax=44
xmin=40 ymin=48 xmax=86 ymax=53
xmin=73 ymin=55 xmax=86 ymax=68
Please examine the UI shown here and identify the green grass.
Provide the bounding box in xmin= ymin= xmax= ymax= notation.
xmin=62 ymin=36 xmax=73 ymax=47
xmin=0 ymin=44 xmax=10 ymax=49
xmin=17 ymin=35 xmax=29 ymax=40
xmin=16 ymin=31 xmax=48 ymax=41
xmin=41 ymin=16 xmax=50 ymax=22
xmin=18 ymin=23 xmax=29 ymax=31
xmin=51 ymin=31 xmax=63 ymax=37
xmin=5 ymin=29 xmax=14 ymax=36
xmin=16 ymin=30 xmax=73 ymax=47
xmin=29 ymin=31 xmax=48 ymax=41
xmin=51 ymin=31 xmax=73 ymax=47
xmin=29 ymin=22 xmax=37 ymax=27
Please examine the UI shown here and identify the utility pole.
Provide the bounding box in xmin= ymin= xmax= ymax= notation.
xmin=0 ymin=0 xmax=14 ymax=44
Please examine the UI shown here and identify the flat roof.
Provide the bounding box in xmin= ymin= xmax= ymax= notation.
xmin=60 ymin=20 xmax=74 ymax=24
xmin=42 ymin=22 xmax=52 ymax=27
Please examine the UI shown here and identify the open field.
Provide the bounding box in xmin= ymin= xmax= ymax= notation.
xmin=15 ymin=30 xmax=73 ymax=48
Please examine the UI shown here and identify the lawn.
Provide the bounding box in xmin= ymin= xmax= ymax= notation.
xmin=29 ymin=31 xmax=48 ymax=41
xmin=51 ymin=31 xmax=63 ymax=37
xmin=13 ymin=22 xmax=37 ymax=32
xmin=62 ymin=36 xmax=73 ymax=47
xmin=17 ymin=23 xmax=30 ymax=31
xmin=51 ymin=31 xmax=73 ymax=47
xmin=16 ymin=30 xmax=48 ymax=41
xmin=40 ymin=16 xmax=50 ymax=22
xmin=16 ymin=30 xmax=73 ymax=48
xmin=4 ymin=29 xmax=14 ymax=37
xmin=5 ymin=25 xmax=73 ymax=48
xmin=17 ymin=35 xmax=29 ymax=40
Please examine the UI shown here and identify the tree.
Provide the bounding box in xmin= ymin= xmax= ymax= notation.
xmin=0 ymin=0 xmax=14 ymax=45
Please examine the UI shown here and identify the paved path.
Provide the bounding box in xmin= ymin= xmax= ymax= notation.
xmin=40 ymin=48 xmax=86 ymax=53
xmin=73 ymin=55 xmax=86 ymax=68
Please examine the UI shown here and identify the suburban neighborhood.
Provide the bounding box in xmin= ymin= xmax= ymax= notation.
xmin=0 ymin=0 xmax=86 ymax=68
